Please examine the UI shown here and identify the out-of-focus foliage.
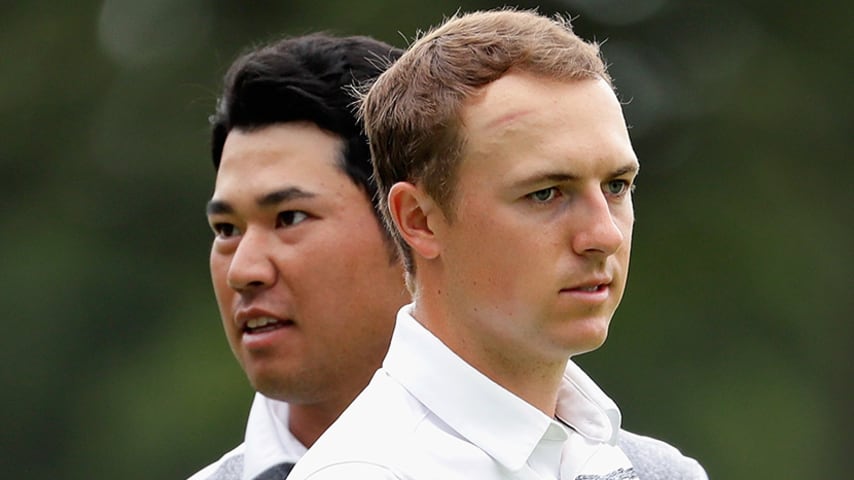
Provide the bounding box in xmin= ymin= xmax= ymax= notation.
xmin=1 ymin=1 xmax=850 ymax=478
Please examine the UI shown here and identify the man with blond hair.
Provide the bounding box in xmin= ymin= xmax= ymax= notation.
xmin=289 ymin=9 xmax=707 ymax=480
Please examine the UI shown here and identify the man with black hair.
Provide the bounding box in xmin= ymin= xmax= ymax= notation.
xmin=188 ymin=33 xmax=407 ymax=480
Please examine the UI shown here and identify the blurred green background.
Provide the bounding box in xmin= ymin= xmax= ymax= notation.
xmin=1 ymin=1 xmax=850 ymax=478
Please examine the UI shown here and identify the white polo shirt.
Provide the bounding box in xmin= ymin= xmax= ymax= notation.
xmin=187 ymin=393 xmax=306 ymax=480
xmin=289 ymin=304 xmax=638 ymax=480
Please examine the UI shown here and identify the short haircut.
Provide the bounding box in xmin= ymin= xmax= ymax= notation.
xmin=211 ymin=33 xmax=402 ymax=225
xmin=361 ymin=9 xmax=612 ymax=274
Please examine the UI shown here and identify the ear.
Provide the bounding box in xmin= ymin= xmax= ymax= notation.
xmin=387 ymin=182 xmax=442 ymax=260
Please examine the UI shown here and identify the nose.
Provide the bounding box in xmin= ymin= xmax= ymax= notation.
xmin=570 ymin=191 xmax=627 ymax=258
xmin=227 ymin=228 xmax=277 ymax=292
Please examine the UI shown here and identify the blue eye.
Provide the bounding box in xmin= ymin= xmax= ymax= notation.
xmin=605 ymin=180 xmax=632 ymax=196
xmin=278 ymin=211 xmax=309 ymax=227
xmin=529 ymin=187 xmax=558 ymax=203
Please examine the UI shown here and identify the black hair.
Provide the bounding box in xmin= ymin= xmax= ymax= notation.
xmin=210 ymin=33 xmax=402 ymax=220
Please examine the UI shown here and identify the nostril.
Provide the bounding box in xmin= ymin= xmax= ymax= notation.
xmin=228 ymin=277 xmax=269 ymax=292
xmin=227 ymin=241 xmax=277 ymax=290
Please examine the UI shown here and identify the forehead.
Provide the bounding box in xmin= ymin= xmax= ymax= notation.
xmin=458 ymin=72 xmax=635 ymax=180
xmin=214 ymin=122 xmax=349 ymax=197
xmin=463 ymin=72 xmax=625 ymax=143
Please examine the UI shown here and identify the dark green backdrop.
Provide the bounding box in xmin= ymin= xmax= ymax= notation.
xmin=2 ymin=1 xmax=850 ymax=478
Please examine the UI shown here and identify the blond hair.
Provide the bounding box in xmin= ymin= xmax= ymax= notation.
xmin=362 ymin=8 xmax=611 ymax=274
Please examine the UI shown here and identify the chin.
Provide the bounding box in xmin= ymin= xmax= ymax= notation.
xmin=251 ymin=375 xmax=297 ymax=401
xmin=568 ymin=319 xmax=611 ymax=355
xmin=245 ymin=364 xmax=288 ymax=396
xmin=252 ymin=371 xmax=327 ymax=404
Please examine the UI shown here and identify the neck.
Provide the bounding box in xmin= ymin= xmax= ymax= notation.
xmin=467 ymin=347 xmax=568 ymax=416
xmin=411 ymin=297 xmax=568 ymax=417
xmin=287 ymin=394 xmax=355 ymax=447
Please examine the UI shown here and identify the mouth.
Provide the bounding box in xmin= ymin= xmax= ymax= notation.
xmin=570 ymin=284 xmax=608 ymax=293
xmin=560 ymin=276 xmax=613 ymax=297
xmin=243 ymin=316 xmax=294 ymax=335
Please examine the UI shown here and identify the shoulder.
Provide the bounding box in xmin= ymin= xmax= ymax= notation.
xmin=618 ymin=430 xmax=708 ymax=480
xmin=321 ymin=371 xmax=428 ymax=445
xmin=186 ymin=443 xmax=245 ymax=480
xmin=289 ymin=373 xmax=429 ymax=478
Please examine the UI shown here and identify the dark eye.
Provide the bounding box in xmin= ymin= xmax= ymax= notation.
xmin=529 ymin=187 xmax=558 ymax=203
xmin=277 ymin=211 xmax=309 ymax=227
xmin=212 ymin=223 xmax=241 ymax=238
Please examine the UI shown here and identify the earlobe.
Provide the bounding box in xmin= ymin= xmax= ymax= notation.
xmin=388 ymin=182 xmax=441 ymax=260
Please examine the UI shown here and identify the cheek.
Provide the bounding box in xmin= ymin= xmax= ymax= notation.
xmin=209 ymin=247 xmax=224 ymax=276
xmin=291 ymin=232 xmax=380 ymax=293
xmin=620 ymin=216 xmax=634 ymax=258
xmin=454 ymin=229 xmax=525 ymax=294
xmin=620 ymin=204 xmax=635 ymax=235
xmin=209 ymin=253 xmax=233 ymax=304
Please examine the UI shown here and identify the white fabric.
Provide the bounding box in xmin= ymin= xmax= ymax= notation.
xmin=187 ymin=393 xmax=306 ymax=480
xmin=289 ymin=304 xmax=638 ymax=480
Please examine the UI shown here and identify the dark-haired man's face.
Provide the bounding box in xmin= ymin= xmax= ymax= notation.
xmin=206 ymin=122 xmax=408 ymax=404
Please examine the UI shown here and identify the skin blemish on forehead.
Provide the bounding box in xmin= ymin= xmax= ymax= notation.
xmin=463 ymin=106 xmax=536 ymax=160
xmin=464 ymin=74 xmax=540 ymax=132
xmin=482 ymin=108 xmax=534 ymax=131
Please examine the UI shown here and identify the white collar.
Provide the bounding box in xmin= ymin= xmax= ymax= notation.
xmin=242 ymin=393 xmax=306 ymax=480
xmin=383 ymin=304 xmax=622 ymax=471
xmin=557 ymin=361 xmax=622 ymax=444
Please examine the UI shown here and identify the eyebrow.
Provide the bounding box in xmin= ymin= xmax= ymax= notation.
xmin=611 ymin=163 xmax=640 ymax=178
xmin=206 ymin=187 xmax=317 ymax=216
xmin=512 ymin=162 xmax=640 ymax=189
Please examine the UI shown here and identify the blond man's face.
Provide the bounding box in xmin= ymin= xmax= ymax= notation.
xmin=433 ymin=73 xmax=638 ymax=364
